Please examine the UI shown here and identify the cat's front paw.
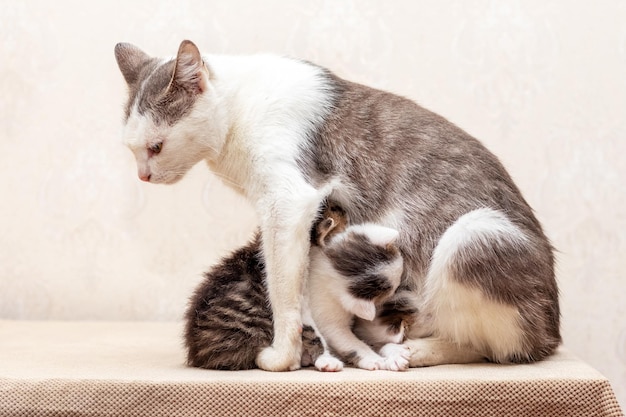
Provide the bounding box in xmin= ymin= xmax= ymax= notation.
xmin=315 ymin=353 xmax=344 ymax=372
xmin=256 ymin=344 xmax=301 ymax=372
xmin=379 ymin=343 xmax=410 ymax=371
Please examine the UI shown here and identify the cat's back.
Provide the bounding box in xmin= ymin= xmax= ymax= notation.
xmin=208 ymin=53 xmax=335 ymax=126
xmin=308 ymin=73 xmax=506 ymax=187
xmin=303 ymin=72 xmax=543 ymax=236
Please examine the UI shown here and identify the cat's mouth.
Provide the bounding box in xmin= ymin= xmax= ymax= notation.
xmin=150 ymin=172 xmax=185 ymax=185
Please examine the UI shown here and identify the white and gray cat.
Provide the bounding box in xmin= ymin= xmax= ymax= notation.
xmin=115 ymin=40 xmax=560 ymax=371
xmin=185 ymin=201 xmax=414 ymax=371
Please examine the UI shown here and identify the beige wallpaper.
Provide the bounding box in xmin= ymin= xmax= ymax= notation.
xmin=1 ymin=0 xmax=624 ymax=407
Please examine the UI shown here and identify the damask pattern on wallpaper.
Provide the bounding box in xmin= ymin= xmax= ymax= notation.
xmin=0 ymin=0 xmax=624 ymax=408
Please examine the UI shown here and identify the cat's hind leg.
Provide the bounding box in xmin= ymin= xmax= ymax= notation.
xmin=409 ymin=207 xmax=557 ymax=366
xmin=405 ymin=337 xmax=485 ymax=366
xmin=409 ymin=275 xmax=523 ymax=366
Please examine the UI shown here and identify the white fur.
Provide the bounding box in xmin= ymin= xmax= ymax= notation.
xmin=122 ymin=53 xmax=335 ymax=371
xmin=300 ymin=291 xmax=344 ymax=372
xmin=338 ymin=294 xmax=377 ymax=321
xmin=306 ymin=224 xmax=407 ymax=371
xmin=379 ymin=343 xmax=411 ymax=371
xmin=415 ymin=207 xmax=529 ymax=364
xmin=332 ymin=223 xmax=399 ymax=248
xmin=314 ymin=353 xmax=344 ymax=372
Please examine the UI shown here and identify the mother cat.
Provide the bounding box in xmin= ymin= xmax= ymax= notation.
xmin=114 ymin=40 xmax=560 ymax=371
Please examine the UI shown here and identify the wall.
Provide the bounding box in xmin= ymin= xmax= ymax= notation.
xmin=1 ymin=0 xmax=624 ymax=407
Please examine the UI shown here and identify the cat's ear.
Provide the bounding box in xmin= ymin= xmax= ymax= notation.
xmin=169 ymin=40 xmax=209 ymax=94
xmin=114 ymin=43 xmax=150 ymax=85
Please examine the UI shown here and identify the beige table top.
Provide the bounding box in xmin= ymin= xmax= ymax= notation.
xmin=0 ymin=320 xmax=623 ymax=417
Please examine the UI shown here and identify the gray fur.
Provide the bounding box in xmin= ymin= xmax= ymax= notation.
xmin=299 ymin=73 xmax=560 ymax=362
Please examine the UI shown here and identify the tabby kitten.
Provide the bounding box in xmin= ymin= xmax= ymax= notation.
xmin=116 ymin=40 xmax=560 ymax=371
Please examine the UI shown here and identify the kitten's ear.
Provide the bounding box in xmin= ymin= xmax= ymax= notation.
xmin=169 ymin=40 xmax=209 ymax=94
xmin=114 ymin=43 xmax=150 ymax=85
xmin=316 ymin=218 xmax=336 ymax=246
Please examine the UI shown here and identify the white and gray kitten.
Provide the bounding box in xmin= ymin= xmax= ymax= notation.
xmin=307 ymin=204 xmax=412 ymax=370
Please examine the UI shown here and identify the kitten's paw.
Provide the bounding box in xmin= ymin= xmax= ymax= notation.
xmin=357 ymin=355 xmax=386 ymax=371
xmin=256 ymin=344 xmax=302 ymax=372
xmin=379 ymin=343 xmax=410 ymax=371
xmin=380 ymin=343 xmax=410 ymax=360
xmin=315 ymin=353 xmax=344 ymax=372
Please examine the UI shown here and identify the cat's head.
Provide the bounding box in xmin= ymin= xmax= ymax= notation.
xmin=325 ymin=223 xmax=404 ymax=303
xmin=325 ymin=223 xmax=403 ymax=276
xmin=114 ymin=40 xmax=226 ymax=184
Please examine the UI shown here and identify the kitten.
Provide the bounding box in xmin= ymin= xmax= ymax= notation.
xmin=116 ymin=40 xmax=560 ymax=371
xmin=184 ymin=231 xmax=271 ymax=370
xmin=184 ymin=231 xmax=335 ymax=371
xmin=308 ymin=204 xmax=411 ymax=370
xmin=185 ymin=202 xmax=408 ymax=371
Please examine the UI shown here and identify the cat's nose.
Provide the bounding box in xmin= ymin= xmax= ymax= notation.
xmin=139 ymin=173 xmax=151 ymax=182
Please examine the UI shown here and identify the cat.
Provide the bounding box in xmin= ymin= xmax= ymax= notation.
xmin=307 ymin=203 xmax=412 ymax=370
xmin=115 ymin=39 xmax=560 ymax=371
xmin=185 ymin=201 xmax=413 ymax=371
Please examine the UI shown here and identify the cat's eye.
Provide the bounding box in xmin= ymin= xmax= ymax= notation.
xmin=149 ymin=142 xmax=163 ymax=155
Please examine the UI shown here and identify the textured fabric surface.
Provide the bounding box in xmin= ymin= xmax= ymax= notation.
xmin=0 ymin=321 xmax=622 ymax=417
